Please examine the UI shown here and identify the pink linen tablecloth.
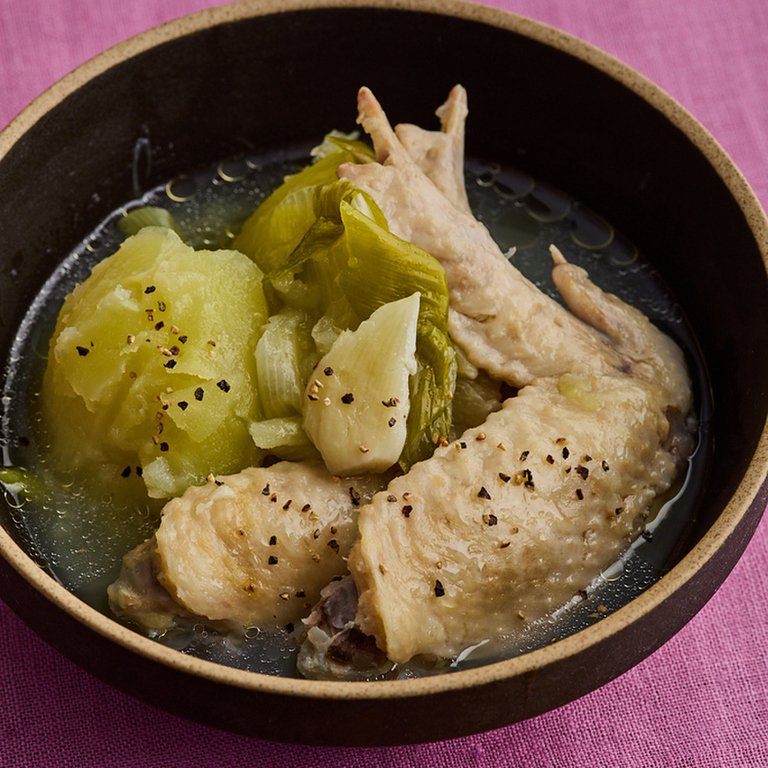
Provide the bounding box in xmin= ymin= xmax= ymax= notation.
xmin=1 ymin=0 xmax=766 ymax=765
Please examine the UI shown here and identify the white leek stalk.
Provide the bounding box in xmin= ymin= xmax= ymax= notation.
xmin=303 ymin=293 xmax=420 ymax=476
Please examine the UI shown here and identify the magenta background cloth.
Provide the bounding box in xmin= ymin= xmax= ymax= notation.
xmin=1 ymin=0 xmax=767 ymax=765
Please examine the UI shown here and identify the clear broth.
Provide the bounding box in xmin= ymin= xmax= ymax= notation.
xmin=0 ymin=145 xmax=712 ymax=678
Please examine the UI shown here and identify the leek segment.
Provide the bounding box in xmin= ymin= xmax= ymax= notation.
xmin=232 ymin=139 xmax=375 ymax=274
xmin=303 ymin=294 xmax=419 ymax=476
xmin=254 ymin=195 xmax=456 ymax=472
xmin=255 ymin=307 xmax=319 ymax=418
xmin=248 ymin=416 xmax=318 ymax=461
xmin=235 ymin=138 xmax=456 ymax=473
xmin=251 ymin=307 xmax=322 ymax=461
xmin=118 ymin=207 xmax=181 ymax=238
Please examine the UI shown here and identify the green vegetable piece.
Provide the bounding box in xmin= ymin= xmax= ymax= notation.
xmin=42 ymin=227 xmax=269 ymax=499
xmin=263 ymin=217 xmax=348 ymax=315
xmin=336 ymin=202 xmax=457 ymax=469
xmin=255 ymin=307 xmax=320 ymax=418
xmin=310 ymin=131 xmax=375 ymax=164
xmin=450 ymin=371 xmax=505 ymax=440
xmin=232 ymin=138 xmax=375 ymax=273
xmin=234 ymin=142 xmax=456 ymax=473
xmin=248 ymin=416 xmax=319 ymax=461
xmin=313 ymin=178 xmax=388 ymax=231
xmin=0 ymin=466 xmax=42 ymax=503
xmin=303 ymin=293 xmax=420 ymax=476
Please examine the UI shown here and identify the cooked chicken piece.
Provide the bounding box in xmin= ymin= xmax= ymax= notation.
xmin=109 ymin=461 xmax=385 ymax=631
xmin=107 ymin=537 xmax=195 ymax=634
xmin=394 ymin=84 xmax=472 ymax=214
xmin=299 ymin=86 xmax=695 ymax=670
xmin=349 ymin=373 xmax=684 ymax=663
xmin=550 ymin=246 xmax=691 ymax=413
xmin=338 ymin=87 xmax=630 ymax=388
xmin=296 ymin=575 xmax=395 ymax=681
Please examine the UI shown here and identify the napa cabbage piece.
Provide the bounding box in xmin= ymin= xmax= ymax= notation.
xmin=42 ymin=227 xmax=269 ymax=499
xmin=232 ymin=136 xmax=376 ymax=274
xmin=241 ymin=166 xmax=457 ymax=471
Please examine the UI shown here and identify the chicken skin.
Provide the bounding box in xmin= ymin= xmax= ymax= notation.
xmin=302 ymin=86 xmax=695 ymax=668
xmin=109 ymin=461 xmax=384 ymax=631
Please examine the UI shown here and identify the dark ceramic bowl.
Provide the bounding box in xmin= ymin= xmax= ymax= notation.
xmin=1 ymin=0 xmax=767 ymax=747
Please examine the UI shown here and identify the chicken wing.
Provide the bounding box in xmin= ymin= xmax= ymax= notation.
xmin=301 ymin=86 xmax=695 ymax=670
xmin=338 ymin=88 xmax=635 ymax=388
xmin=109 ymin=461 xmax=385 ymax=631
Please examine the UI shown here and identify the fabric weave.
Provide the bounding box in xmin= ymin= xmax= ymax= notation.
xmin=1 ymin=0 xmax=766 ymax=765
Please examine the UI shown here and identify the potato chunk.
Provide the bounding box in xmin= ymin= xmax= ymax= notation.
xmin=42 ymin=227 xmax=268 ymax=499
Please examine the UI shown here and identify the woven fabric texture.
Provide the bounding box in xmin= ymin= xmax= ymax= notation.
xmin=0 ymin=0 xmax=766 ymax=765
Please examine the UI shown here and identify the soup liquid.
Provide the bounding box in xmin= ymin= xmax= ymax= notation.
xmin=1 ymin=145 xmax=712 ymax=678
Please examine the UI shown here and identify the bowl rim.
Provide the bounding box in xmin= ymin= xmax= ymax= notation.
xmin=1 ymin=0 xmax=768 ymax=704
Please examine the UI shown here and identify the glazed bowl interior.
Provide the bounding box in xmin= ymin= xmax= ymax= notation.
xmin=1 ymin=0 xmax=767 ymax=747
